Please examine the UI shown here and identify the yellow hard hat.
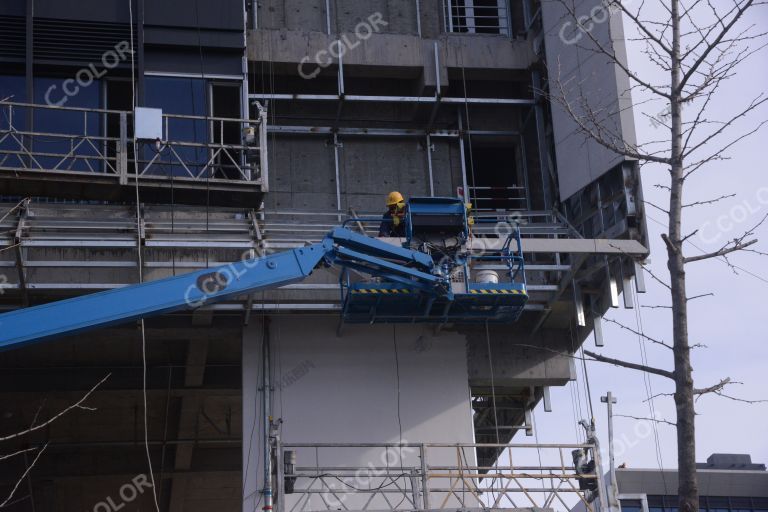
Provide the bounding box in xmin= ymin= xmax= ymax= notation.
xmin=386 ymin=191 xmax=404 ymax=206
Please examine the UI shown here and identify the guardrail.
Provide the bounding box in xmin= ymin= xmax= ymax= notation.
xmin=443 ymin=0 xmax=511 ymax=36
xmin=0 ymin=101 xmax=267 ymax=187
xmin=276 ymin=442 xmax=601 ymax=512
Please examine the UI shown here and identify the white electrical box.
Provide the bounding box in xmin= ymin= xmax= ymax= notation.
xmin=134 ymin=107 xmax=163 ymax=140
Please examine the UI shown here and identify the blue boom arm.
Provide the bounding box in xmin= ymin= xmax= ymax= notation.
xmin=0 ymin=227 xmax=443 ymax=350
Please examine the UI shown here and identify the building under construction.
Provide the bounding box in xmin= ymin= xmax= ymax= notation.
xmin=0 ymin=0 xmax=647 ymax=511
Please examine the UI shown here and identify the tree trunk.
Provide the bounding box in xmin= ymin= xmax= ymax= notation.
xmin=669 ymin=1 xmax=699 ymax=510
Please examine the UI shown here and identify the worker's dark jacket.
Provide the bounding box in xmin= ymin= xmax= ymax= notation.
xmin=379 ymin=210 xmax=406 ymax=237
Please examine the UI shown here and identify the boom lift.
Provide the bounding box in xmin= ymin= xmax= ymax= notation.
xmin=0 ymin=197 xmax=527 ymax=349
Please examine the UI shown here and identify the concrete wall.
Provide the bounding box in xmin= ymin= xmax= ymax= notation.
xmin=243 ymin=316 xmax=476 ymax=511
xmin=540 ymin=0 xmax=638 ymax=200
xmin=265 ymin=135 xmax=462 ymax=212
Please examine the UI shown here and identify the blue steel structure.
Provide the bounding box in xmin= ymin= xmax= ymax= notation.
xmin=0 ymin=198 xmax=527 ymax=349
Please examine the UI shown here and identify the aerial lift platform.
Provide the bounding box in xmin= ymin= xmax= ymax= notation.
xmin=0 ymin=197 xmax=527 ymax=349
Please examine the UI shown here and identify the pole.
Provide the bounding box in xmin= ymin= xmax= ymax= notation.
xmin=601 ymin=392 xmax=621 ymax=512
xmin=263 ymin=320 xmax=273 ymax=512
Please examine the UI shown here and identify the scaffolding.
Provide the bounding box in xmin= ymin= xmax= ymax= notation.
xmin=0 ymin=100 xmax=268 ymax=206
xmin=272 ymin=442 xmax=603 ymax=512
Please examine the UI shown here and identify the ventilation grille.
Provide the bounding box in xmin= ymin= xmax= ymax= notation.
xmin=0 ymin=16 xmax=25 ymax=61
xmin=33 ymin=18 xmax=135 ymax=64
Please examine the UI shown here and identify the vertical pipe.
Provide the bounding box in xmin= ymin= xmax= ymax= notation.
xmin=434 ymin=42 xmax=441 ymax=93
xmin=242 ymin=323 xmax=261 ymax=512
xmin=337 ymin=44 xmax=344 ymax=97
xmin=601 ymin=392 xmax=621 ymax=512
xmin=325 ymin=0 xmax=332 ymax=35
xmin=589 ymin=430 xmax=612 ymax=512
xmin=445 ymin=0 xmax=454 ymax=33
xmin=137 ymin=0 xmax=146 ymax=106
xmin=518 ymin=134 xmax=531 ymax=210
xmin=333 ymin=133 xmax=342 ymax=221
xmin=531 ymin=71 xmax=551 ymax=210
xmin=415 ymin=0 xmax=422 ymax=37
xmin=276 ymin=438 xmax=285 ymax=512
xmin=262 ymin=320 xmax=273 ymax=512
xmin=242 ymin=0 xmax=252 ymax=178
xmin=259 ymin=106 xmax=269 ymax=190
xmin=457 ymin=112 xmax=469 ymax=202
xmin=419 ymin=444 xmax=430 ymax=510
xmin=119 ymin=112 xmax=128 ymax=184
xmin=426 ymin=135 xmax=434 ymax=197
xmin=25 ymin=0 xmax=33 ymax=151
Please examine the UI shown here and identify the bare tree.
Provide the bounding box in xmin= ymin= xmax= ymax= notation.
xmin=546 ymin=1 xmax=768 ymax=510
xmin=0 ymin=374 xmax=109 ymax=507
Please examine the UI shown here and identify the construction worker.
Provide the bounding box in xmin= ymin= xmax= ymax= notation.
xmin=379 ymin=191 xmax=406 ymax=237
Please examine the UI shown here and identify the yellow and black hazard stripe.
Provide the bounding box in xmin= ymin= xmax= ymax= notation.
xmin=469 ymin=289 xmax=528 ymax=295
xmin=351 ymin=288 xmax=413 ymax=295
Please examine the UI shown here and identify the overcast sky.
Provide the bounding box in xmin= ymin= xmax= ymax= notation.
xmin=529 ymin=2 xmax=768 ymax=471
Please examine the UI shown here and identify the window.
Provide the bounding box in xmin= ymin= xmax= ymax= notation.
xmin=143 ymin=76 xmax=243 ymax=179
xmin=0 ymin=74 xmax=26 ymax=135
xmin=621 ymin=499 xmax=643 ymax=512
xmin=444 ymin=0 xmax=511 ymax=35
xmin=464 ymin=140 xmax=528 ymax=211
xmin=32 ymin=77 xmax=101 ymax=172
xmin=144 ymin=76 xmax=208 ymax=177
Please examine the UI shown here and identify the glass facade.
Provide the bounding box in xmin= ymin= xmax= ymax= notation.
xmin=620 ymin=496 xmax=768 ymax=512
xmin=0 ymin=74 xmax=27 ymax=135
xmin=144 ymin=76 xmax=208 ymax=177
xmin=33 ymin=77 xmax=102 ymax=172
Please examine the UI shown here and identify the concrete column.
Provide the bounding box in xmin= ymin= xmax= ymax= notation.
xmin=242 ymin=320 xmax=263 ymax=512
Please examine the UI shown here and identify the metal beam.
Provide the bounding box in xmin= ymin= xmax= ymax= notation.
xmin=249 ymin=93 xmax=535 ymax=105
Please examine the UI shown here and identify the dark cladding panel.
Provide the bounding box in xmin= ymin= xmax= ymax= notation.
xmin=540 ymin=0 xmax=638 ymax=201
xmin=144 ymin=0 xmax=244 ymax=31
xmin=32 ymin=0 xmax=131 ymax=23
xmin=144 ymin=49 xmax=244 ymax=76
xmin=0 ymin=0 xmax=24 ymax=16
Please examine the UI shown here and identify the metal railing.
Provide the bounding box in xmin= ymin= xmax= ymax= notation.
xmin=444 ymin=0 xmax=511 ymax=36
xmin=276 ymin=442 xmax=600 ymax=512
xmin=0 ymin=202 xmax=572 ymax=306
xmin=0 ymin=101 xmax=267 ymax=187
xmin=467 ymin=184 xmax=528 ymax=211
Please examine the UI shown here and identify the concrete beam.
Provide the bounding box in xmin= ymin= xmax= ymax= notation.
xmin=465 ymin=328 xmax=574 ymax=387
xmin=378 ymin=236 xmax=649 ymax=256
xmin=247 ymin=29 xmax=535 ymax=75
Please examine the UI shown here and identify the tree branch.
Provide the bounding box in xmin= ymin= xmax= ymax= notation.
xmin=0 ymin=374 xmax=110 ymax=442
xmin=604 ymin=317 xmax=673 ymax=350
xmin=584 ymin=350 xmax=674 ymax=379
xmin=0 ymin=443 xmax=48 ymax=508
xmin=678 ymin=0 xmax=757 ymax=91
xmin=614 ymin=414 xmax=677 ymax=427
xmin=685 ymin=239 xmax=757 ymax=263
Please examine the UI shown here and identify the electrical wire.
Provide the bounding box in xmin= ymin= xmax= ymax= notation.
xmin=458 ymin=40 xmax=479 ymax=209
xmin=645 ymin=212 xmax=768 ymax=286
xmin=392 ymin=325 xmax=404 ymax=445
xmin=632 ymin=285 xmax=668 ymax=493
xmin=483 ymin=322 xmax=502 ymax=505
xmin=127 ymin=1 xmax=160 ymax=510
xmin=243 ymin=291 xmax=266 ymax=508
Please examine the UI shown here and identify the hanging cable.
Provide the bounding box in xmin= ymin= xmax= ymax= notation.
xmin=392 ymin=326 xmax=403 ymax=444
xmin=128 ymin=1 xmax=160 ymax=509
xmin=567 ymin=320 xmax=587 ymax=438
xmin=390 ymin=325 xmax=409 ymax=510
xmin=193 ymin=0 xmax=212 ymax=269
xmin=632 ymin=285 xmax=668 ymax=494
xmin=579 ymin=343 xmax=596 ymax=423
xmin=483 ymin=323 xmax=501 ymax=445
xmin=458 ymin=40 xmax=479 ymax=210
xmin=483 ymin=322 xmax=502 ymax=506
